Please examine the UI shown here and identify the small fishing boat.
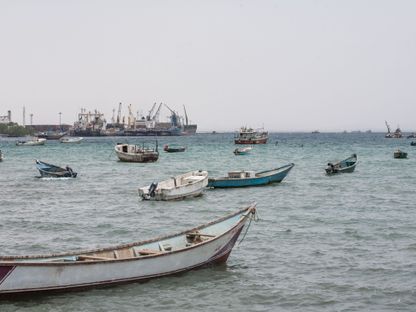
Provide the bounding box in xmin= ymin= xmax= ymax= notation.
xmin=16 ymin=138 xmax=46 ymax=146
xmin=325 ymin=154 xmax=357 ymax=174
xmin=138 ymin=170 xmax=209 ymax=200
xmin=115 ymin=142 xmax=159 ymax=163
xmin=163 ymin=144 xmax=186 ymax=153
xmin=36 ymin=131 xmax=67 ymax=140
xmin=208 ymin=163 xmax=294 ymax=188
xmin=234 ymin=127 xmax=268 ymax=144
xmin=0 ymin=204 xmax=256 ymax=297
xmin=60 ymin=137 xmax=83 ymax=144
xmin=233 ymin=146 xmax=252 ymax=155
xmin=394 ymin=149 xmax=407 ymax=159
xmin=410 ymin=141 xmax=416 ymax=146
xmin=35 ymin=160 xmax=77 ymax=178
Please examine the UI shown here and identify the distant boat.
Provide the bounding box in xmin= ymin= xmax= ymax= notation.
xmin=326 ymin=154 xmax=358 ymax=175
xmin=163 ymin=144 xmax=186 ymax=153
xmin=311 ymin=130 xmax=320 ymax=134
xmin=208 ymin=163 xmax=294 ymax=188
xmin=36 ymin=131 xmax=66 ymax=140
xmin=394 ymin=149 xmax=407 ymax=159
xmin=16 ymin=138 xmax=46 ymax=146
xmin=385 ymin=121 xmax=402 ymax=138
xmin=35 ymin=160 xmax=77 ymax=178
xmin=407 ymin=133 xmax=416 ymax=139
xmin=233 ymin=146 xmax=252 ymax=155
xmin=115 ymin=143 xmax=159 ymax=163
xmin=60 ymin=137 xmax=83 ymax=144
xmin=411 ymin=141 xmax=416 ymax=146
xmin=0 ymin=150 xmax=3 ymax=162
xmin=0 ymin=204 xmax=256 ymax=297
xmin=234 ymin=127 xmax=268 ymax=144
xmin=138 ymin=170 xmax=209 ymax=200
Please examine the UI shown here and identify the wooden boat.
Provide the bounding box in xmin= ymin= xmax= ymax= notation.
xmin=16 ymin=138 xmax=46 ymax=146
xmin=234 ymin=127 xmax=268 ymax=144
xmin=138 ymin=170 xmax=209 ymax=200
xmin=208 ymin=163 xmax=294 ymax=188
xmin=60 ymin=137 xmax=83 ymax=144
xmin=233 ymin=146 xmax=252 ymax=155
xmin=0 ymin=204 xmax=256 ymax=297
xmin=35 ymin=160 xmax=77 ymax=178
xmin=394 ymin=149 xmax=407 ymax=159
xmin=325 ymin=154 xmax=357 ymax=174
xmin=163 ymin=144 xmax=186 ymax=153
xmin=115 ymin=143 xmax=159 ymax=163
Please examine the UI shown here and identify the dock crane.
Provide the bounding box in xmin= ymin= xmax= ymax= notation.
xmin=147 ymin=103 xmax=157 ymax=121
xmin=117 ymin=102 xmax=122 ymax=124
xmin=152 ymin=103 xmax=163 ymax=122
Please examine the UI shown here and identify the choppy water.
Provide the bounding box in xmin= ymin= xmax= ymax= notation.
xmin=0 ymin=133 xmax=415 ymax=311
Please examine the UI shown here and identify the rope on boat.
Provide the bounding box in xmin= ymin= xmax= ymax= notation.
xmin=238 ymin=208 xmax=258 ymax=246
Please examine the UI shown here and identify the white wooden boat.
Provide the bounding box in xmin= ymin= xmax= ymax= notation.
xmin=138 ymin=170 xmax=209 ymax=200
xmin=115 ymin=143 xmax=159 ymax=163
xmin=15 ymin=138 xmax=46 ymax=146
xmin=60 ymin=137 xmax=83 ymax=144
xmin=0 ymin=204 xmax=256 ymax=297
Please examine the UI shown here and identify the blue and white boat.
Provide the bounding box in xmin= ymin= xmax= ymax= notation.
xmin=207 ymin=163 xmax=294 ymax=188
xmin=35 ymin=160 xmax=77 ymax=178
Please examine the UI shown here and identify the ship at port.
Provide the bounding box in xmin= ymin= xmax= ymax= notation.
xmin=384 ymin=120 xmax=402 ymax=138
xmin=69 ymin=103 xmax=197 ymax=136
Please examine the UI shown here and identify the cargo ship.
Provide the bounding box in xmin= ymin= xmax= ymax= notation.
xmin=70 ymin=104 xmax=197 ymax=136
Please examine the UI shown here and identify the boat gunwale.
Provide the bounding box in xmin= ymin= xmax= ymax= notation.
xmin=0 ymin=204 xmax=256 ymax=264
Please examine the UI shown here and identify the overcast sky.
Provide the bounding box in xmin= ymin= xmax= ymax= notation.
xmin=1 ymin=0 xmax=415 ymax=132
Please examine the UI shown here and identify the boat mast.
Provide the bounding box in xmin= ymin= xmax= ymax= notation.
xmin=183 ymin=105 xmax=189 ymax=126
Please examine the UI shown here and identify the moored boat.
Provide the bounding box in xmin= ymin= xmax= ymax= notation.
xmin=138 ymin=170 xmax=209 ymax=200
xmin=0 ymin=204 xmax=256 ymax=297
xmin=16 ymin=138 xmax=46 ymax=146
xmin=208 ymin=163 xmax=294 ymax=188
xmin=233 ymin=146 xmax=252 ymax=155
xmin=115 ymin=142 xmax=159 ymax=163
xmin=36 ymin=131 xmax=67 ymax=140
xmin=234 ymin=127 xmax=268 ymax=144
xmin=60 ymin=137 xmax=83 ymax=144
xmin=35 ymin=160 xmax=77 ymax=178
xmin=163 ymin=144 xmax=186 ymax=153
xmin=394 ymin=149 xmax=407 ymax=159
xmin=325 ymin=154 xmax=357 ymax=174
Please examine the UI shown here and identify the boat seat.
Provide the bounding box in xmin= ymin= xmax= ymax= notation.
xmin=137 ymin=249 xmax=162 ymax=256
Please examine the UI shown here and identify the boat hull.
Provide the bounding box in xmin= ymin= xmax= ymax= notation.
xmin=234 ymin=138 xmax=267 ymax=144
xmin=0 ymin=206 xmax=255 ymax=297
xmin=208 ymin=164 xmax=294 ymax=188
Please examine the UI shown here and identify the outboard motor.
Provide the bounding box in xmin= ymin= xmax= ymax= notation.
xmin=149 ymin=182 xmax=158 ymax=198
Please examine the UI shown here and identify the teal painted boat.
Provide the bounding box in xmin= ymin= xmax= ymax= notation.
xmin=207 ymin=163 xmax=294 ymax=188
xmin=325 ymin=154 xmax=357 ymax=175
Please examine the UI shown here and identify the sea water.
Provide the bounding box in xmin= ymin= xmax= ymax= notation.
xmin=0 ymin=133 xmax=415 ymax=311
